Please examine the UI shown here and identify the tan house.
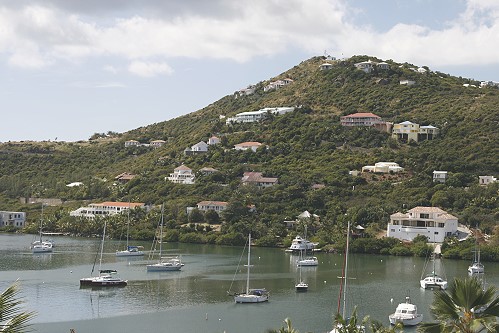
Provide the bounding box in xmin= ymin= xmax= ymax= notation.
xmin=150 ymin=140 xmax=166 ymax=148
xmin=241 ymin=172 xmax=278 ymax=188
xmin=392 ymin=121 xmax=439 ymax=142
xmin=115 ymin=172 xmax=136 ymax=184
xmin=124 ymin=140 xmax=140 ymax=147
xmin=340 ymin=112 xmax=385 ymax=127
xmin=479 ymin=176 xmax=497 ymax=186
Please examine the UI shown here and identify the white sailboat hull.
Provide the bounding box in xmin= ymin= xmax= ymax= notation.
xmin=234 ymin=290 xmax=269 ymax=303
xmin=116 ymin=249 xmax=144 ymax=257
xmin=420 ymin=276 xmax=448 ymax=289
xmin=389 ymin=314 xmax=423 ymax=326
xmin=32 ymin=243 xmax=53 ymax=253
xmin=146 ymin=262 xmax=183 ymax=272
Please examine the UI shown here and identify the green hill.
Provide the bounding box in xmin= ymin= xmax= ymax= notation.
xmin=0 ymin=55 xmax=497 ymax=256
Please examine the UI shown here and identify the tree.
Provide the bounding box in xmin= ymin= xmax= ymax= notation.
xmin=417 ymin=277 xmax=499 ymax=333
xmin=0 ymin=283 xmax=36 ymax=333
xmin=267 ymin=318 xmax=301 ymax=333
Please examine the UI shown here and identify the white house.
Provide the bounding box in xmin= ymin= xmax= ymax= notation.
xmin=124 ymin=140 xmax=140 ymax=147
xmin=235 ymin=85 xmax=256 ymax=97
xmin=400 ymin=80 xmax=416 ymax=86
xmin=199 ymin=167 xmax=219 ymax=175
xmin=0 ymin=211 xmax=26 ymax=228
xmin=226 ymin=107 xmax=295 ymax=124
xmin=377 ymin=62 xmax=390 ymax=70
xmin=387 ymin=206 xmax=458 ymax=242
xmin=433 ymin=171 xmax=448 ymax=183
xmin=150 ymin=140 xmax=166 ymax=148
xmin=319 ymin=63 xmax=334 ymax=71
xmin=167 ymin=165 xmax=195 ymax=184
xmin=196 ymin=201 xmax=229 ymax=214
xmin=479 ymin=176 xmax=497 ymax=186
xmin=208 ymin=136 xmax=220 ymax=145
xmin=263 ymin=78 xmax=293 ymax=92
xmin=362 ymin=162 xmax=404 ymax=173
xmin=234 ymin=142 xmax=262 ymax=152
xmin=184 ymin=141 xmax=209 ymax=155
xmin=70 ymin=202 xmax=145 ymax=219
xmin=354 ymin=60 xmax=375 ymax=73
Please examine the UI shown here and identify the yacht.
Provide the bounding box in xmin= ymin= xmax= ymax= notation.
xmin=389 ymin=296 xmax=423 ymax=326
xmin=288 ymin=235 xmax=317 ymax=252
xmin=80 ymin=270 xmax=127 ymax=287
xmin=147 ymin=257 xmax=184 ymax=272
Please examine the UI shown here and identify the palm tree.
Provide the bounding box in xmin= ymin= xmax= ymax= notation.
xmin=0 ymin=283 xmax=36 ymax=333
xmin=266 ymin=317 xmax=300 ymax=333
xmin=417 ymin=276 xmax=499 ymax=333
xmin=332 ymin=307 xmax=369 ymax=333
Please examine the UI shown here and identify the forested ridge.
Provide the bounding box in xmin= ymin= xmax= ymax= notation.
xmin=0 ymin=55 xmax=497 ymax=259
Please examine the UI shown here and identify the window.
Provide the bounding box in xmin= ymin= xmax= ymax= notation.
xmin=434 ymin=232 xmax=439 ymax=235
xmin=390 ymin=229 xmax=395 ymax=232
xmin=420 ymin=213 xmax=429 ymax=219
xmin=438 ymin=223 xmax=445 ymax=228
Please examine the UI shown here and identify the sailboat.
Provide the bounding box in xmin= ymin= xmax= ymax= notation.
xmin=420 ymin=252 xmax=447 ymax=289
xmin=468 ymin=231 xmax=484 ymax=275
xmin=295 ymin=248 xmax=309 ymax=292
xmin=329 ymin=221 xmax=363 ymax=333
xmin=296 ymin=225 xmax=319 ymax=267
xmin=80 ymin=220 xmax=127 ymax=287
xmin=32 ymin=204 xmax=53 ymax=254
xmin=146 ymin=204 xmax=183 ymax=272
xmin=116 ymin=206 xmax=144 ymax=257
xmin=231 ymin=233 xmax=269 ymax=303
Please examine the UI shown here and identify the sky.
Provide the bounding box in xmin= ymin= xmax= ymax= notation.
xmin=1 ymin=0 xmax=499 ymax=142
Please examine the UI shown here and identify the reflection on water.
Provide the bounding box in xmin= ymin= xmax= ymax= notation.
xmin=0 ymin=234 xmax=497 ymax=333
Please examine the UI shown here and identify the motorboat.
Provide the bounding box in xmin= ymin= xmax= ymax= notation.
xmin=389 ymin=296 xmax=423 ymax=326
xmin=230 ymin=234 xmax=269 ymax=303
xmin=80 ymin=270 xmax=127 ymax=287
xmin=297 ymin=256 xmax=318 ymax=266
xmin=147 ymin=257 xmax=184 ymax=272
xmin=288 ymin=235 xmax=317 ymax=252
xmin=80 ymin=221 xmax=127 ymax=288
xmin=295 ymin=281 xmax=308 ymax=292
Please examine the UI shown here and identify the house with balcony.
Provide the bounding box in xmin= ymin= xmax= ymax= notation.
xmin=433 ymin=171 xmax=448 ymax=183
xmin=226 ymin=107 xmax=295 ymax=125
xmin=196 ymin=201 xmax=229 ymax=214
xmin=0 ymin=211 xmax=26 ymax=228
xmin=392 ymin=121 xmax=439 ymax=142
xmin=387 ymin=206 xmax=458 ymax=242
xmin=167 ymin=165 xmax=195 ymax=184
xmin=70 ymin=202 xmax=145 ymax=219
xmin=124 ymin=140 xmax=140 ymax=147
xmin=319 ymin=63 xmax=334 ymax=71
xmin=235 ymin=85 xmax=256 ymax=97
xmin=241 ymin=172 xmax=278 ymax=188
xmin=263 ymin=78 xmax=293 ymax=92
xmin=340 ymin=113 xmax=391 ymax=132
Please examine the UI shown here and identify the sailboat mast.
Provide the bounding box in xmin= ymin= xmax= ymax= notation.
xmin=98 ymin=221 xmax=107 ymax=273
xmin=158 ymin=204 xmax=164 ymax=262
xmin=342 ymin=220 xmax=351 ymax=319
xmin=39 ymin=203 xmax=44 ymax=243
xmin=246 ymin=233 xmax=251 ymax=295
xmin=126 ymin=202 xmax=131 ymax=248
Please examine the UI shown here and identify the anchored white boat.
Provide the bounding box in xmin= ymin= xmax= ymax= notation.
xmin=288 ymin=235 xmax=317 ymax=252
xmin=32 ymin=204 xmax=53 ymax=254
xmin=147 ymin=204 xmax=184 ymax=272
xmin=295 ymin=247 xmax=308 ymax=292
xmin=297 ymin=256 xmax=319 ymax=267
xmin=80 ymin=221 xmax=127 ymax=288
xmin=116 ymin=205 xmax=144 ymax=257
xmin=420 ymin=253 xmax=447 ymax=289
xmin=389 ymin=296 xmax=423 ymax=326
xmin=468 ymin=233 xmax=484 ymax=275
xmin=231 ymin=234 xmax=269 ymax=303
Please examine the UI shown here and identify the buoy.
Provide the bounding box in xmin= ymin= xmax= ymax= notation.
xmin=324 ymin=280 xmax=327 ymax=284
xmin=70 ymin=271 xmax=73 ymax=273
xmin=205 ymin=313 xmax=208 ymax=320
xmin=219 ymin=318 xmax=222 ymax=321
xmin=390 ymin=298 xmax=393 ymax=304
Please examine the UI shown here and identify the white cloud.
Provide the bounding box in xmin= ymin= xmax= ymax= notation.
xmin=128 ymin=60 xmax=173 ymax=77
xmin=95 ymin=82 xmax=126 ymax=88
xmin=1 ymin=0 xmax=499 ymax=71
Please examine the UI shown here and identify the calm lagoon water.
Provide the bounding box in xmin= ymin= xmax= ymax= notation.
xmin=0 ymin=233 xmax=496 ymax=333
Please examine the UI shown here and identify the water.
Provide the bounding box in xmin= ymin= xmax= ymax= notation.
xmin=0 ymin=234 xmax=496 ymax=333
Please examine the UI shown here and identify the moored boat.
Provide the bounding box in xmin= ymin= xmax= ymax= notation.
xmin=389 ymin=296 xmax=423 ymax=326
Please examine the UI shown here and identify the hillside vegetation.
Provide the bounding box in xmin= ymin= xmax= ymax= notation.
xmin=0 ymin=55 xmax=498 ymax=259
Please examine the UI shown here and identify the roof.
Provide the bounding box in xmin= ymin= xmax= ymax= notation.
xmin=242 ymin=172 xmax=278 ymax=183
xmin=200 ymin=167 xmax=219 ymax=172
xmin=408 ymin=206 xmax=447 ymax=214
xmin=399 ymin=121 xmax=416 ymax=125
xmin=94 ymin=202 xmax=145 ymax=208
xmin=175 ymin=165 xmax=192 ymax=171
xmin=235 ymin=141 xmax=262 ymax=147
xmin=342 ymin=112 xmax=380 ymax=118
xmin=197 ymin=201 xmax=228 ymax=206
